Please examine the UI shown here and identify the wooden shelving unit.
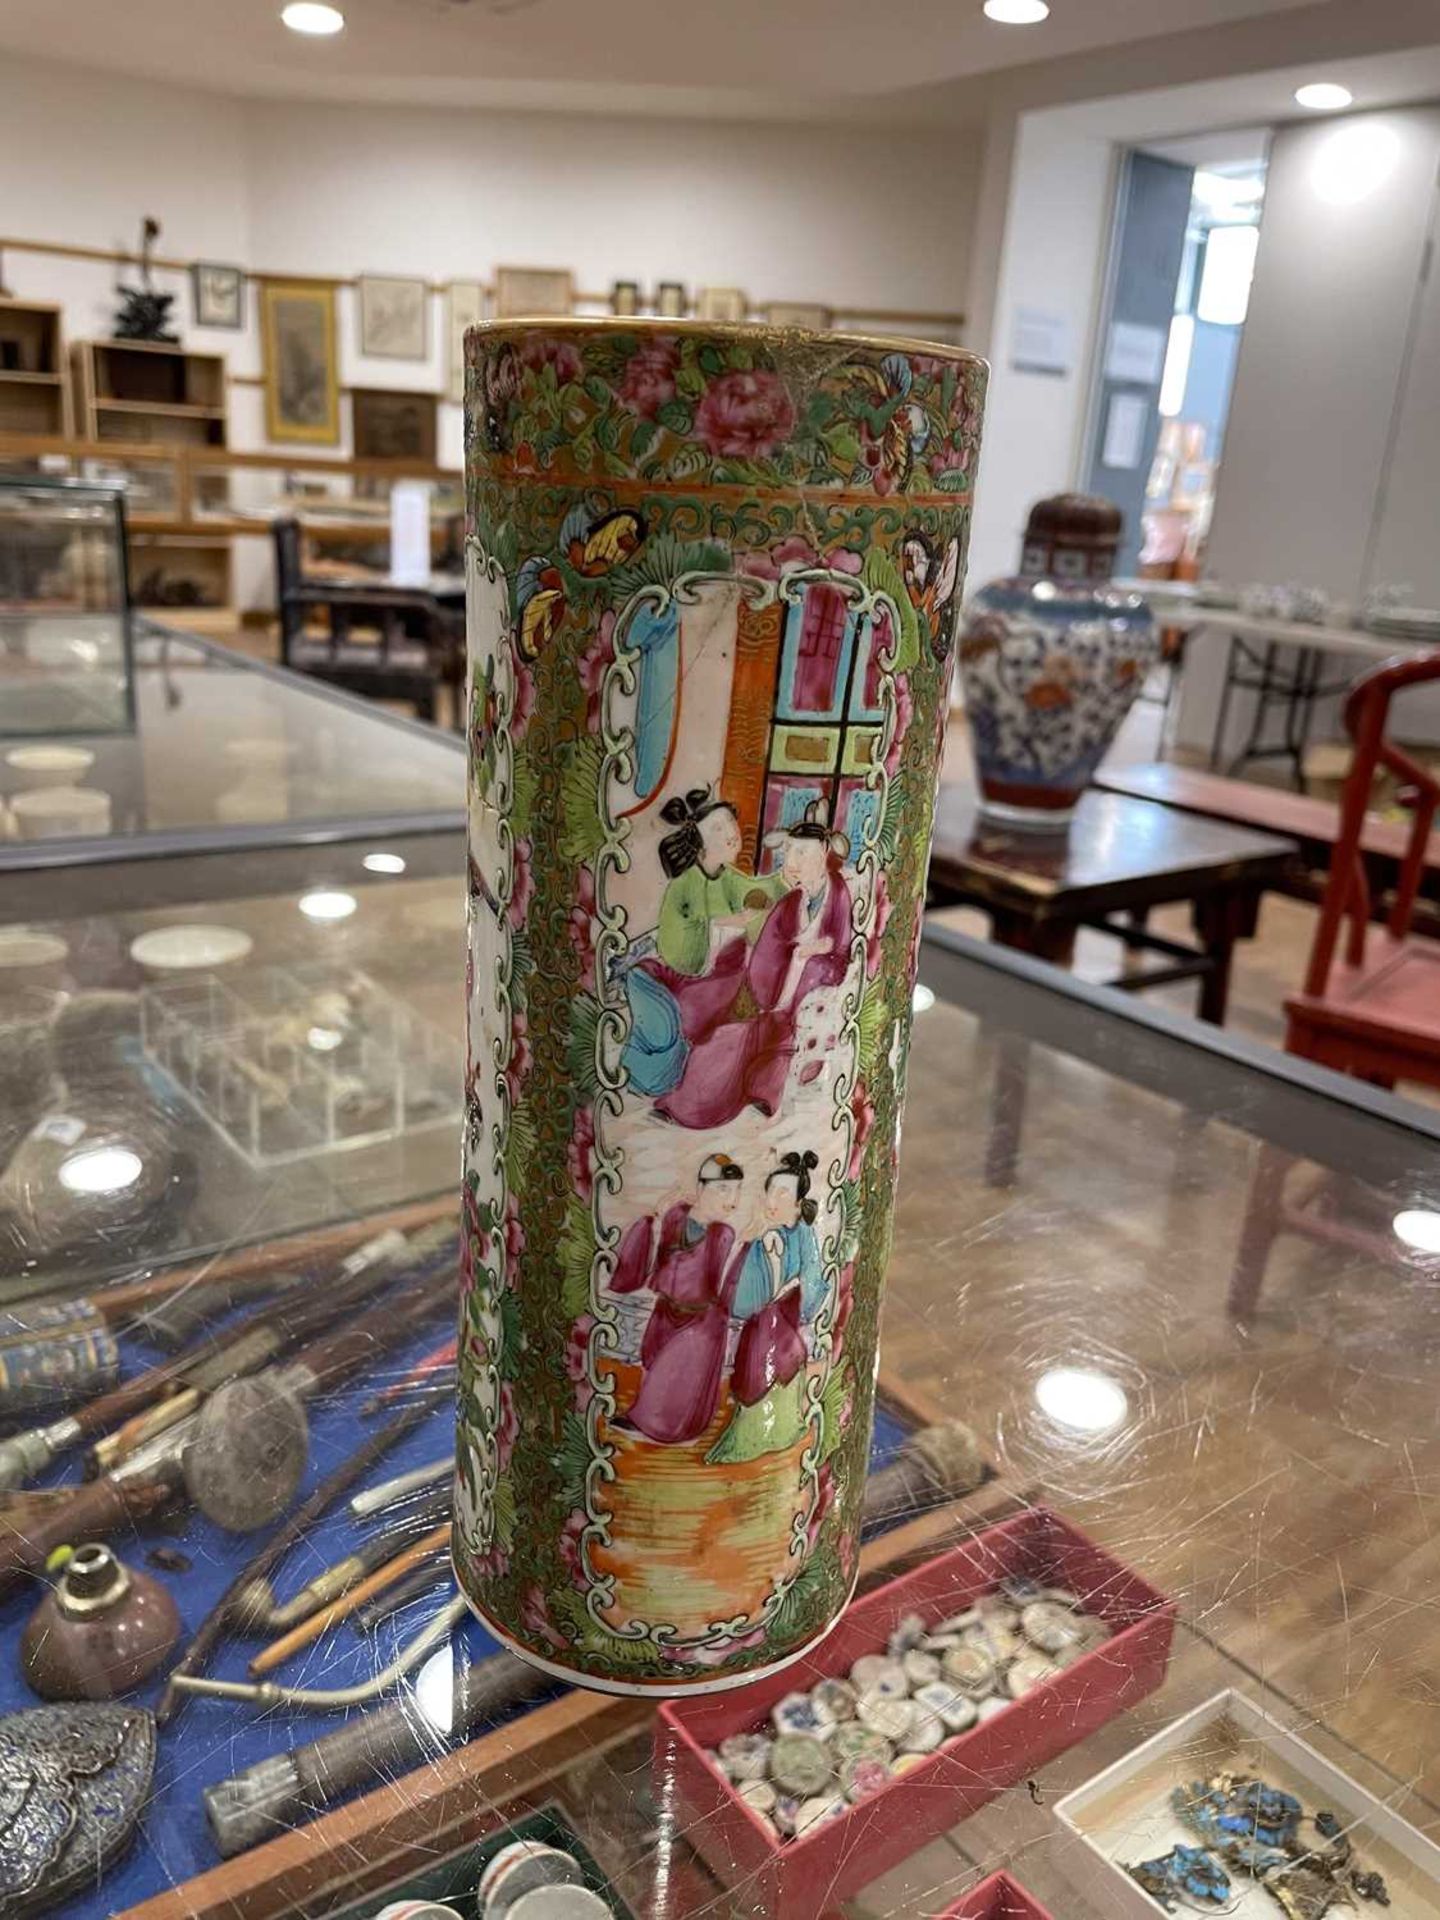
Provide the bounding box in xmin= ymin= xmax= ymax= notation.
xmin=0 ymin=299 xmax=70 ymax=435
xmin=71 ymin=337 xmax=232 ymax=610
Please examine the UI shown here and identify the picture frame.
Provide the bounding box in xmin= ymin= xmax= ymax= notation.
xmin=259 ymin=279 xmax=340 ymax=445
xmin=447 ymin=281 xmax=486 ymax=406
xmin=765 ymin=301 xmax=833 ymax=332
xmin=358 ymin=274 xmax=429 ymax=360
xmin=654 ymin=281 xmax=688 ymax=319
xmin=492 ymin=266 xmax=574 ymax=321
xmin=191 ymin=261 xmax=244 ymax=330
xmin=351 ymin=387 xmax=439 ymax=465
xmin=610 ymin=280 xmax=641 ymax=318
xmin=695 ymin=286 xmax=748 ymax=324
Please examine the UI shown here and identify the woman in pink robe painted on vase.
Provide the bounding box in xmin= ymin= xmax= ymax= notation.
xmin=655 ymin=808 xmax=854 ymax=1132
xmin=608 ymin=1154 xmax=745 ymax=1444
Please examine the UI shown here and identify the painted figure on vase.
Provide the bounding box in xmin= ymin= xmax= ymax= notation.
xmin=620 ymin=789 xmax=785 ymax=1099
xmin=608 ymin=1153 xmax=745 ymax=1445
xmin=653 ymin=807 xmax=854 ymax=1131
xmin=710 ymin=1151 xmax=824 ymax=1464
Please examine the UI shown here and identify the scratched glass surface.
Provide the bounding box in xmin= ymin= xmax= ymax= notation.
xmin=0 ymin=870 xmax=1437 ymax=1919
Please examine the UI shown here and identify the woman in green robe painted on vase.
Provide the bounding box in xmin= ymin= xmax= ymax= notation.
xmin=620 ymin=788 xmax=785 ymax=1099
xmin=708 ymin=1151 xmax=825 ymax=1463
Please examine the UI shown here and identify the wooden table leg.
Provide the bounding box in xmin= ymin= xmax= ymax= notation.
xmin=983 ymin=915 xmax=1076 ymax=1187
xmin=1191 ymin=885 xmax=1261 ymax=1025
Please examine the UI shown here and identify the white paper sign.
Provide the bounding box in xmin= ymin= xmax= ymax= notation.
xmin=1011 ymin=306 xmax=1073 ymax=376
xmin=390 ymin=480 xmax=433 ymax=586
xmin=1101 ymin=393 xmax=1149 ymax=471
xmin=1105 ymin=320 xmax=1168 ymax=386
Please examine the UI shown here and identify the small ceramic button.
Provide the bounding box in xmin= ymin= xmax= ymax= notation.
xmin=504 ymin=1892 xmax=612 ymax=1919
xmin=976 ymin=1694 xmax=1011 ymax=1721
xmin=793 ymin=1795 xmax=846 ymax=1838
xmin=914 ymin=1680 xmax=978 ymax=1734
xmin=1000 ymin=1575 xmax=1046 ymax=1605
xmin=1037 ymin=1586 xmax=1082 ymax=1608
xmin=829 ymin=1723 xmax=893 ymax=1767
xmin=1021 ymin=1600 xmax=1086 ymax=1656
xmin=930 ymin=1609 xmax=979 ymax=1636
xmin=811 ymin=1677 xmax=858 ymax=1724
xmin=856 ymin=1693 xmax=915 ymax=1744
xmin=941 ymin=1643 xmax=996 ymax=1696
xmin=772 ymin=1690 xmax=832 ymax=1738
xmin=770 ymin=1733 xmax=835 ymax=1798
xmin=899 ymin=1701 xmax=947 ymax=1754
xmin=738 ymin=1779 xmax=777 ymax=1817
xmin=902 ymin=1648 xmax=941 ymax=1690
xmin=840 ymin=1755 xmax=893 ymax=1802
xmin=772 ymin=1793 xmax=802 ymax=1836
xmin=1007 ymin=1651 xmax=1059 ymax=1697
xmin=892 ymin=1750 xmax=929 ymax=1777
xmin=718 ymin=1732 xmax=771 ymax=1783
xmin=849 ymin=1654 xmax=908 ymax=1700
xmin=886 ymin=1611 xmax=928 ymax=1656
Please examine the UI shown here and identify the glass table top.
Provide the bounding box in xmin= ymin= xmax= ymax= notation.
xmin=0 ymin=874 xmax=1436 ymax=1919
xmin=0 ymin=620 xmax=463 ymax=870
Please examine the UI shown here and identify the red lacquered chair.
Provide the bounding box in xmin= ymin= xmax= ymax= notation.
xmin=1229 ymin=650 xmax=1440 ymax=1317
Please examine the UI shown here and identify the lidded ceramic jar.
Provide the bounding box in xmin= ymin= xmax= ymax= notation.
xmin=958 ymin=493 xmax=1157 ymax=828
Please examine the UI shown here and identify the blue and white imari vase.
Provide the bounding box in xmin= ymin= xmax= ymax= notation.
xmin=958 ymin=574 xmax=1157 ymax=826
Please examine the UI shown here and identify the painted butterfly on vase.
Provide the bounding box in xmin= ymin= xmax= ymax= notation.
xmin=514 ymin=496 xmax=648 ymax=660
xmin=901 ymin=531 xmax=961 ymax=659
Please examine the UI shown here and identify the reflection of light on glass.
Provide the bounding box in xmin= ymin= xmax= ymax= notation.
xmin=306 ymin=1026 xmax=344 ymax=1052
xmin=282 ymin=2 xmax=345 ymax=32
xmin=1158 ymin=314 xmax=1195 ymax=418
xmin=362 ymin=852 xmax=407 ymax=875
xmin=1394 ymin=1209 xmax=1440 ymax=1254
xmin=298 ymin=889 xmax=357 ymax=922
xmin=411 ymin=1642 xmax=454 ymax=1732
xmin=912 ymin=982 xmax=936 ymax=1015
xmin=1312 ymin=122 xmax=1400 ymax=207
xmin=983 ymin=0 xmax=1049 ymax=19
xmin=1035 ymin=1366 xmax=1129 ymax=1434
xmin=1295 ymin=81 xmax=1353 ymax=111
xmin=1032 ymin=580 xmax=1056 ymax=601
xmin=59 ymin=1146 xmax=143 ymax=1196
xmin=1197 ymin=226 xmax=1259 ymax=327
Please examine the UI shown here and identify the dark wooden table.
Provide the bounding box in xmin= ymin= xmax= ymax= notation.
xmin=927 ymin=785 xmax=1299 ymax=1184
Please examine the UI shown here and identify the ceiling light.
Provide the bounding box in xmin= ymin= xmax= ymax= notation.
xmin=1394 ymin=1209 xmax=1440 ymax=1254
xmin=1294 ymin=81 xmax=1353 ymax=111
xmin=1035 ymin=1366 xmax=1129 ymax=1435
xmin=282 ymin=2 xmax=345 ymax=32
xmin=59 ymin=1146 xmax=143 ymax=1196
xmin=299 ymin=888 xmax=358 ymax=922
xmin=363 ymin=851 xmax=407 ymax=875
xmin=984 ymin=0 xmax=1050 ymax=19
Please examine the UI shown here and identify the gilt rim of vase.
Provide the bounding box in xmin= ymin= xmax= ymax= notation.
xmin=464 ymin=313 xmax=989 ymax=375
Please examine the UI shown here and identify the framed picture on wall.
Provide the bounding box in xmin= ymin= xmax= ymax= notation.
xmin=696 ymin=286 xmax=748 ymax=323
xmin=447 ymin=281 xmax=486 ymax=405
xmin=358 ymin=274 xmax=429 ymax=359
xmin=492 ymin=266 xmax=574 ymax=320
xmin=654 ymin=281 xmax=687 ymax=319
xmin=192 ymin=262 xmax=244 ymax=330
xmin=259 ymin=279 xmax=340 ymax=445
xmin=351 ymin=387 xmax=439 ymax=464
xmin=765 ymin=301 xmax=832 ymax=331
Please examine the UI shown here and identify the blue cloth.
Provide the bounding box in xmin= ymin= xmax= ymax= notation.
xmin=621 ymin=965 xmax=688 ymax=1096
xmin=730 ymin=1219 xmax=825 ymax=1321
xmin=626 ymin=602 xmax=681 ymax=801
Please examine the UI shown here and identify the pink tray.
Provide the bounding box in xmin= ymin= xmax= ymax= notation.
xmin=657 ymin=1505 xmax=1175 ymax=1920
xmin=938 ymin=1868 xmax=1056 ymax=1918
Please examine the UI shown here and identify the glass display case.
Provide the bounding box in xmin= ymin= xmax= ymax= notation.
xmin=0 ymin=623 xmax=464 ymax=915
xmin=0 ymin=475 xmax=136 ymax=736
xmin=0 ymin=837 xmax=1437 ymax=1919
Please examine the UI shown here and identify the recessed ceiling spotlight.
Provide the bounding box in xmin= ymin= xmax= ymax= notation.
xmin=1394 ymin=1208 xmax=1440 ymax=1255
xmin=1295 ymin=81 xmax=1353 ymax=111
xmin=984 ymin=0 xmax=1050 ymax=19
xmin=362 ymin=851 xmax=407 ymax=875
xmin=282 ymin=3 xmax=345 ymax=35
xmin=298 ymin=888 xmax=358 ymax=922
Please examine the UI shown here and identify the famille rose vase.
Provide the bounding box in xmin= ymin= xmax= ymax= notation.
xmin=454 ymin=318 xmax=986 ymax=1693
xmin=958 ymin=493 xmax=1157 ymax=828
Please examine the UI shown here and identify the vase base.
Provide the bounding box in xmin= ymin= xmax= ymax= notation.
xmin=978 ymin=795 xmax=1077 ymax=831
xmin=456 ymin=1563 xmax=859 ymax=1698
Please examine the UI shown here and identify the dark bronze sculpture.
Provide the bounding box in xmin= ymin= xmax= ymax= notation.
xmin=113 ymin=217 xmax=178 ymax=343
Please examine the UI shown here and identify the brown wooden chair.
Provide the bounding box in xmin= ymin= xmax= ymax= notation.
xmin=272 ymin=517 xmax=462 ymax=727
xmin=1229 ymin=649 xmax=1440 ymax=1316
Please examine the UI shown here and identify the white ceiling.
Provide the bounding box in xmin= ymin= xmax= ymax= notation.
xmin=0 ymin=0 xmax=1339 ymax=120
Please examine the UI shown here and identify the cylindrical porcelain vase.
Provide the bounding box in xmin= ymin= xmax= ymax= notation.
xmin=454 ymin=319 xmax=986 ymax=1694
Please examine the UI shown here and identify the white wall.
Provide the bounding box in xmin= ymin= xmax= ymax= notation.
xmin=1 ymin=55 xmax=981 ymax=604
xmin=963 ymin=106 xmax=1118 ymax=590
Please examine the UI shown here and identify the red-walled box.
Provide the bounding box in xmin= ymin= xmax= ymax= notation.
xmin=656 ymin=1507 xmax=1175 ymax=1920
xmin=938 ymin=1869 xmax=1057 ymax=1918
